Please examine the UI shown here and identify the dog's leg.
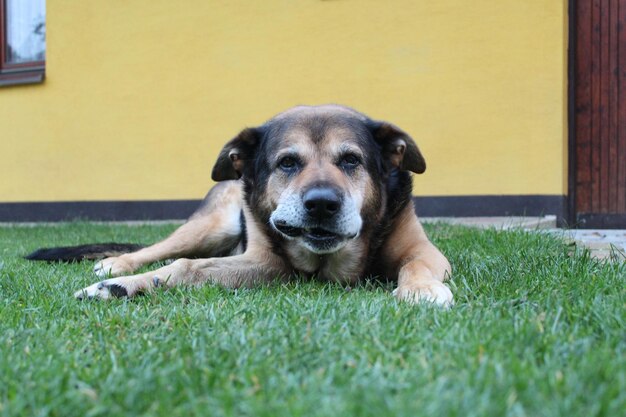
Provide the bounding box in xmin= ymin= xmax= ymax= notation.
xmin=76 ymin=254 xmax=287 ymax=299
xmin=383 ymin=202 xmax=453 ymax=307
xmin=80 ymin=204 xmax=287 ymax=299
xmin=94 ymin=214 xmax=241 ymax=277
xmin=392 ymin=241 xmax=453 ymax=307
xmin=94 ymin=181 xmax=244 ymax=278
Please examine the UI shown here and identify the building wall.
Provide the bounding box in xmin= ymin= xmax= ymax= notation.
xmin=0 ymin=0 xmax=567 ymax=205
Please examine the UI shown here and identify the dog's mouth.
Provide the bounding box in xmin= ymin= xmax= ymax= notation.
xmin=303 ymin=227 xmax=339 ymax=241
xmin=272 ymin=220 xmax=347 ymax=242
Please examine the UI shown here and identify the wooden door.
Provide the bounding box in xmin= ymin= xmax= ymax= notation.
xmin=572 ymin=0 xmax=626 ymax=228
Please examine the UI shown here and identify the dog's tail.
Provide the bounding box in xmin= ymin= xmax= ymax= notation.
xmin=24 ymin=243 xmax=144 ymax=262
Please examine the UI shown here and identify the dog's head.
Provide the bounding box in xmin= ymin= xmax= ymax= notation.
xmin=211 ymin=105 xmax=425 ymax=254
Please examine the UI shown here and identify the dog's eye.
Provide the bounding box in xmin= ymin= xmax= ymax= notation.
xmin=278 ymin=156 xmax=299 ymax=171
xmin=340 ymin=154 xmax=360 ymax=168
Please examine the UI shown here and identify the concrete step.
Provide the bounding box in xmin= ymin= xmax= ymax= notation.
xmin=422 ymin=215 xmax=625 ymax=261
xmin=420 ymin=215 xmax=557 ymax=230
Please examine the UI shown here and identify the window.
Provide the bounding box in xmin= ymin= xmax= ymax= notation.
xmin=0 ymin=0 xmax=45 ymax=86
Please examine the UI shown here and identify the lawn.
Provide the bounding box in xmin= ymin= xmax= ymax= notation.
xmin=0 ymin=222 xmax=624 ymax=417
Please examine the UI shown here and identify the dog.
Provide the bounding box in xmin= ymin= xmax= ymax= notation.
xmin=28 ymin=105 xmax=453 ymax=306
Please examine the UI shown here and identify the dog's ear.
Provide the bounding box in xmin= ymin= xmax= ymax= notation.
xmin=211 ymin=127 xmax=263 ymax=181
xmin=369 ymin=121 xmax=426 ymax=174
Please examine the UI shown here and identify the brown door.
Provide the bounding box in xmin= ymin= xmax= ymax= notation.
xmin=572 ymin=0 xmax=626 ymax=228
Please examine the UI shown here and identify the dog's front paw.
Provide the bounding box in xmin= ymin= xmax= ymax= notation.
xmin=94 ymin=256 xmax=135 ymax=278
xmin=74 ymin=279 xmax=129 ymax=300
xmin=393 ymin=279 xmax=453 ymax=307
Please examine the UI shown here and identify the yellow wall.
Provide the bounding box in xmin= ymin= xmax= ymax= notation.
xmin=0 ymin=0 xmax=567 ymax=202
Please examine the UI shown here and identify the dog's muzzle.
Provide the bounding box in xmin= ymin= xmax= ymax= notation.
xmin=270 ymin=186 xmax=362 ymax=254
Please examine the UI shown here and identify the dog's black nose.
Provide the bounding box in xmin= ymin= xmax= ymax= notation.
xmin=303 ymin=187 xmax=341 ymax=220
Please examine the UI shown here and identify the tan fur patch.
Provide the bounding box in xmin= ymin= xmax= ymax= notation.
xmin=382 ymin=201 xmax=451 ymax=280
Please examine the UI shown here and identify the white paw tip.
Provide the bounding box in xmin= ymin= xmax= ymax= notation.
xmin=393 ymin=283 xmax=454 ymax=308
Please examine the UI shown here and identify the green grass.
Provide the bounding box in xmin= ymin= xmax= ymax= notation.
xmin=0 ymin=222 xmax=624 ymax=417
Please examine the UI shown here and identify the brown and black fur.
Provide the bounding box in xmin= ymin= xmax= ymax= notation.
xmin=29 ymin=105 xmax=453 ymax=305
